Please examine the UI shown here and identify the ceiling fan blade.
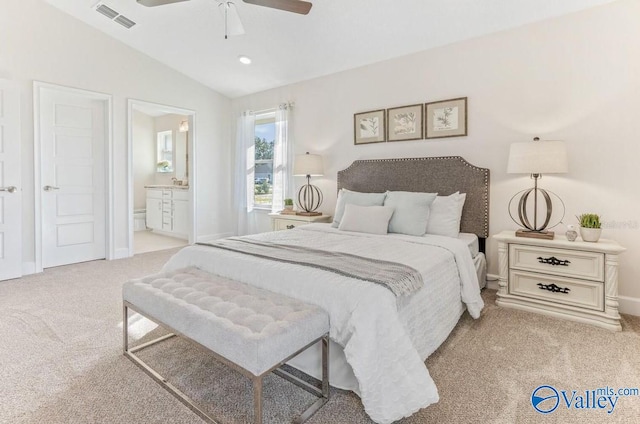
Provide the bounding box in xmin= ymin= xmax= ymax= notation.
xmin=242 ymin=0 xmax=312 ymax=15
xmin=136 ymin=0 xmax=190 ymax=7
xmin=218 ymin=2 xmax=245 ymax=37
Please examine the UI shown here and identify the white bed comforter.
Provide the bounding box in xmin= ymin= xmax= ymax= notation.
xmin=162 ymin=224 xmax=484 ymax=424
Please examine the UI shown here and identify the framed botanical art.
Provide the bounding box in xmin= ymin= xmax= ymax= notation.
xmin=354 ymin=109 xmax=386 ymax=144
xmin=387 ymin=104 xmax=424 ymax=142
xmin=425 ymin=97 xmax=467 ymax=139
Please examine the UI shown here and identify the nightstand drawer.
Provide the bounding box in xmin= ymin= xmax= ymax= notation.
xmin=274 ymin=219 xmax=302 ymax=230
xmin=510 ymin=244 xmax=604 ymax=282
xmin=509 ymin=270 xmax=604 ymax=311
xmin=269 ymin=213 xmax=332 ymax=231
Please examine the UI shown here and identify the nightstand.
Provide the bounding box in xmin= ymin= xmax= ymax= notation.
xmin=268 ymin=213 xmax=332 ymax=231
xmin=494 ymin=230 xmax=625 ymax=331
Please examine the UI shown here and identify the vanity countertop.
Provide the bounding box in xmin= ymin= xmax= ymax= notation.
xmin=145 ymin=185 xmax=189 ymax=190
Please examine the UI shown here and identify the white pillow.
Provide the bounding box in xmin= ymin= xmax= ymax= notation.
xmin=338 ymin=204 xmax=394 ymax=235
xmin=331 ymin=189 xmax=387 ymax=228
xmin=383 ymin=191 xmax=437 ymax=236
xmin=426 ymin=192 xmax=467 ymax=238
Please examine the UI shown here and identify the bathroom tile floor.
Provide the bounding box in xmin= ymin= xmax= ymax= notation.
xmin=134 ymin=230 xmax=188 ymax=255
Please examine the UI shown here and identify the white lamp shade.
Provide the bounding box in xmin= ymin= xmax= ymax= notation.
xmin=507 ymin=140 xmax=568 ymax=174
xmin=293 ymin=153 xmax=324 ymax=176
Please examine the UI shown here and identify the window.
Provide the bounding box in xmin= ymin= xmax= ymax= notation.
xmin=157 ymin=130 xmax=173 ymax=172
xmin=236 ymin=105 xmax=291 ymax=226
xmin=254 ymin=112 xmax=275 ymax=207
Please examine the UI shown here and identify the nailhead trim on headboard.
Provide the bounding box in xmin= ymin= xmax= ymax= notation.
xmin=337 ymin=156 xmax=490 ymax=238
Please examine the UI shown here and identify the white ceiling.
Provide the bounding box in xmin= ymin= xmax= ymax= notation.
xmin=45 ymin=0 xmax=615 ymax=98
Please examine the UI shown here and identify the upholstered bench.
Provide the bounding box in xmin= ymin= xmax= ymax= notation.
xmin=122 ymin=266 xmax=330 ymax=424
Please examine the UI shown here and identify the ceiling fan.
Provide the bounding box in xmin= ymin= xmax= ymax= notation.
xmin=136 ymin=0 xmax=312 ymax=15
xmin=137 ymin=0 xmax=311 ymax=39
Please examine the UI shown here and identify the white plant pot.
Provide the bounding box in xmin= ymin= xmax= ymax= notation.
xmin=580 ymin=227 xmax=602 ymax=243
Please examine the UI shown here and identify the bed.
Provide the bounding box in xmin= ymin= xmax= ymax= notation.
xmin=162 ymin=156 xmax=490 ymax=424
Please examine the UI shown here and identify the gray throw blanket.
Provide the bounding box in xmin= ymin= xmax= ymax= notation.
xmin=198 ymin=238 xmax=423 ymax=297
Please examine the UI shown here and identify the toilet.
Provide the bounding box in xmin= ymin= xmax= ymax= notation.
xmin=133 ymin=209 xmax=147 ymax=231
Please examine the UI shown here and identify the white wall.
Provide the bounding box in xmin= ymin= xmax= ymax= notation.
xmin=132 ymin=110 xmax=155 ymax=211
xmin=1 ymin=0 xmax=233 ymax=269
xmin=231 ymin=0 xmax=640 ymax=304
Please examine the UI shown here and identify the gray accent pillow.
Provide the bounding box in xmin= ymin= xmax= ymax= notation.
xmin=338 ymin=204 xmax=395 ymax=235
xmin=332 ymin=189 xmax=387 ymax=228
xmin=384 ymin=191 xmax=438 ymax=236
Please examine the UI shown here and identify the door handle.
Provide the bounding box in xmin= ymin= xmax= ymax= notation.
xmin=43 ymin=185 xmax=60 ymax=191
xmin=0 ymin=186 xmax=17 ymax=193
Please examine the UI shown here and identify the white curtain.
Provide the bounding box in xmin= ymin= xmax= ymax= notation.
xmin=234 ymin=111 xmax=258 ymax=235
xmin=271 ymin=103 xmax=294 ymax=213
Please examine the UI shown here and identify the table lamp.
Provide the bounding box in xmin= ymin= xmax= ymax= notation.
xmin=293 ymin=152 xmax=323 ymax=216
xmin=507 ymin=137 xmax=568 ymax=239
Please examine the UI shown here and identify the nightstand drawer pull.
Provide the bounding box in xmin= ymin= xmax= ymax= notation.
xmin=537 ymin=256 xmax=571 ymax=266
xmin=286 ymin=225 xmax=295 ymax=229
xmin=537 ymin=283 xmax=570 ymax=294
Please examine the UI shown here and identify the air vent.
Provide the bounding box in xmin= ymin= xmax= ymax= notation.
xmin=114 ymin=15 xmax=136 ymax=29
xmin=96 ymin=4 xmax=118 ymax=19
xmin=95 ymin=3 xmax=137 ymax=30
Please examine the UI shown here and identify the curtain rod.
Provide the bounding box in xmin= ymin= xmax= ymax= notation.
xmin=245 ymin=102 xmax=294 ymax=115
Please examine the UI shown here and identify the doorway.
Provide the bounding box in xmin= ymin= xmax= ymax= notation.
xmin=127 ymin=100 xmax=196 ymax=255
xmin=34 ymin=82 xmax=112 ymax=271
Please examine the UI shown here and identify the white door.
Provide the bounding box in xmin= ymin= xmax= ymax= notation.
xmin=39 ymin=87 xmax=106 ymax=268
xmin=0 ymin=80 xmax=21 ymax=280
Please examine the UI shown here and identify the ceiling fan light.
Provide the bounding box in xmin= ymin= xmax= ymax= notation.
xmin=238 ymin=55 xmax=252 ymax=64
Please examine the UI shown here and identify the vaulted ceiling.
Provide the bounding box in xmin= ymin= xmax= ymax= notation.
xmin=45 ymin=0 xmax=616 ymax=98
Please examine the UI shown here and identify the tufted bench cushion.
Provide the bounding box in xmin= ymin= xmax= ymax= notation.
xmin=123 ymin=266 xmax=329 ymax=376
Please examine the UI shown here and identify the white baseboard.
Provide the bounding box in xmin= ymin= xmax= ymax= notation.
xmin=619 ymin=295 xmax=640 ymax=317
xmin=197 ymin=232 xmax=234 ymax=243
xmin=486 ymin=273 xmax=640 ymax=317
xmin=22 ymin=262 xmax=37 ymax=276
xmin=113 ymin=248 xmax=131 ymax=260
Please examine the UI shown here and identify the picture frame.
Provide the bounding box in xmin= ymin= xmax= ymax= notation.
xmin=425 ymin=97 xmax=467 ymax=139
xmin=387 ymin=104 xmax=424 ymax=142
xmin=354 ymin=109 xmax=386 ymax=144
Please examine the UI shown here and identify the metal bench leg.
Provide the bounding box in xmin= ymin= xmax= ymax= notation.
xmin=123 ymin=303 xmax=129 ymax=353
xmin=254 ymin=376 xmax=263 ymax=424
xmin=322 ymin=334 xmax=329 ymax=400
xmin=292 ymin=334 xmax=330 ymax=424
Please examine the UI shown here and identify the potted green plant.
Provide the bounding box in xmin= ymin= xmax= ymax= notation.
xmin=577 ymin=213 xmax=602 ymax=242
xmin=284 ymin=198 xmax=294 ymax=211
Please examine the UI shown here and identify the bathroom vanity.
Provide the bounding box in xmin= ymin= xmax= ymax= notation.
xmin=145 ymin=186 xmax=189 ymax=239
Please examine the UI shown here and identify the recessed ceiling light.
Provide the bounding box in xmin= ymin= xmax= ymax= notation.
xmin=238 ymin=55 xmax=252 ymax=65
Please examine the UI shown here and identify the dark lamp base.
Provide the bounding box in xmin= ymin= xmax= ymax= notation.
xmin=516 ymin=229 xmax=555 ymax=240
xmin=295 ymin=211 xmax=322 ymax=216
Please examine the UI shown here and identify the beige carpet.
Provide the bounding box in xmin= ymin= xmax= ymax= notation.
xmin=1 ymin=248 xmax=639 ymax=424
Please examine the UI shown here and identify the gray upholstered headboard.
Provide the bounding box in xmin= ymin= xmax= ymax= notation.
xmin=337 ymin=156 xmax=490 ymax=242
